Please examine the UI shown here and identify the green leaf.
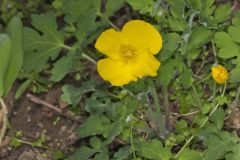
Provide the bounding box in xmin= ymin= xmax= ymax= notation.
xmin=188 ymin=26 xmax=212 ymax=50
xmin=228 ymin=26 xmax=240 ymax=43
xmin=203 ymin=132 xmax=238 ymax=160
xmin=158 ymin=59 xmax=175 ymax=86
xmin=66 ymin=146 xmax=99 ymax=160
xmin=105 ymin=120 xmax=123 ymax=144
xmin=136 ymin=139 xmax=172 ymax=160
xmin=23 ymin=12 xmax=65 ymax=72
xmin=210 ymin=108 xmax=225 ymax=129
xmin=230 ymin=67 xmax=240 ymax=82
xmin=51 ymin=54 xmax=74 ymax=82
xmin=5 ymin=17 xmax=23 ymax=96
xmin=61 ymin=81 xmax=96 ymax=106
xmin=169 ymin=0 xmax=185 ymax=19
xmin=113 ymin=146 xmax=131 ymax=160
xmin=214 ymin=32 xmax=239 ymax=59
xmin=15 ymin=79 xmax=32 ymax=99
xmin=159 ymin=33 xmax=181 ymax=61
xmin=126 ymin=0 xmax=153 ymax=14
xmin=214 ymin=3 xmax=231 ymax=23
xmin=0 ymin=34 xmax=11 ymax=97
xmin=105 ymin=0 xmax=125 ymax=17
xmin=179 ymin=69 xmax=193 ymax=89
xmin=178 ymin=148 xmax=202 ymax=160
xmin=168 ymin=16 xmax=186 ymax=32
xmin=226 ymin=143 xmax=240 ymax=160
xmin=77 ymin=114 xmax=104 ymax=138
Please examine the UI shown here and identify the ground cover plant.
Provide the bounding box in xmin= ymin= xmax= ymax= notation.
xmin=1 ymin=0 xmax=240 ymax=159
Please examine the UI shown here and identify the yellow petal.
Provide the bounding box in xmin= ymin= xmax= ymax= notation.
xmin=132 ymin=50 xmax=161 ymax=78
xmin=95 ymin=29 xmax=128 ymax=60
xmin=122 ymin=20 xmax=162 ymax=55
xmin=211 ymin=65 xmax=228 ymax=84
xmin=97 ymin=58 xmax=137 ymax=86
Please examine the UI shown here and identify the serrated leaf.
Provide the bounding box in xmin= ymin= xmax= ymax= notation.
xmin=179 ymin=69 xmax=193 ymax=89
xmin=210 ymin=108 xmax=225 ymax=129
xmin=203 ymin=132 xmax=238 ymax=160
xmin=214 ymin=32 xmax=239 ymax=59
xmin=66 ymin=146 xmax=99 ymax=160
xmin=226 ymin=143 xmax=240 ymax=160
xmin=61 ymin=81 xmax=96 ymax=106
xmin=228 ymin=26 xmax=240 ymax=43
xmin=105 ymin=120 xmax=123 ymax=144
xmin=77 ymin=114 xmax=104 ymax=138
xmin=0 ymin=34 xmax=11 ymax=97
xmin=230 ymin=67 xmax=240 ymax=82
xmin=214 ymin=3 xmax=231 ymax=23
xmin=51 ymin=54 xmax=73 ymax=82
xmin=188 ymin=26 xmax=212 ymax=50
xmin=159 ymin=33 xmax=181 ymax=61
xmin=126 ymin=0 xmax=153 ymax=14
xmin=136 ymin=139 xmax=172 ymax=160
xmin=23 ymin=12 xmax=65 ymax=72
xmin=113 ymin=146 xmax=131 ymax=160
xmin=178 ymin=148 xmax=202 ymax=160
xmin=105 ymin=0 xmax=125 ymax=17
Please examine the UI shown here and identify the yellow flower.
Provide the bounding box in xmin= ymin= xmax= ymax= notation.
xmin=211 ymin=65 xmax=228 ymax=84
xmin=95 ymin=20 xmax=162 ymax=86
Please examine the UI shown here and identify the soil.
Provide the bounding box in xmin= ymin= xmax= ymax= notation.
xmin=0 ymin=85 xmax=80 ymax=160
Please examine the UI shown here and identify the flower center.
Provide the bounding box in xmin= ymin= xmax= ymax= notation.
xmin=119 ymin=44 xmax=137 ymax=63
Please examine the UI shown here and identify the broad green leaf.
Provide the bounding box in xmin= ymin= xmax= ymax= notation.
xmin=169 ymin=0 xmax=185 ymax=19
xmin=51 ymin=54 xmax=74 ymax=82
xmin=203 ymin=132 xmax=238 ymax=160
xmin=66 ymin=146 xmax=99 ymax=160
xmin=105 ymin=120 xmax=123 ymax=144
xmin=228 ymin=26 xmax=240 ymax=43
xmin=232 ymin=11 xmax=240 ymax=26
xmin=214 ymin=32 xmax=239 ymax=59
xmin=226 ymin=143 xmax=240 ymax=160
xmin=178 ymin=148 xmax=202 ymax=160
xmin=214 ymin=3 xmax=231 ymax=23
xmin=105 ymin=0 xmax=125 ymax=17
xmin=210 ymin=108 xmax=225 ymax=129
xmin=61 ymin=81 xmax=96 ymax=106
xmin=0 ymin=34 xmax=11 ymax=97
xmin=185 ymin=0 xmax=202 ymax=10
xmin=126 ymin=0 xmax=153 ymax=14
xmin=113 ymin=146 xmax=131 ymax=160
xmin=23 ymin=12 xmax=64 ymax=72
xmin=201 ymin=0 xmax=215 ymax=17
xmin=136 ymin=139 xmax=172 ymax=160
xmin=230 ymin=67 xmax=240 ymax=82
xmin=159 ymin=33 xmax=181 ymax=61
xmin=168 ymin=16 xmax=186 ymax=32
xmin=5 ymin=17 xmax=23 ymax=95
xmin=77 ymin=114 xmax=104 ymax=138
xmin=63 ymin=0 xmax=100 ymax=23
xmin=158 ymin=59 xmax=175 ymax=86
xmin=179 ymin=69 xmax=193 ymax=89
xmin=188 ymin=26 xmax=212 ymax=50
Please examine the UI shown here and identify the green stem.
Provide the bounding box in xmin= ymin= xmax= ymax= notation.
xmin=149 ymin=80 xmax=165 ymax=136
xmin=211 ymin=41 xmax=218 ymax=64
xmin=174 ymin=82 xmax=227 ymax=158
xmin=130 ymin=127 xmax=137 ymax=160
xmin=0 ymin=98 xmax=8 ymax=146
xmin=82 ymin=53 xmax=97 ymax=64
xmin=15 ymin=138 xmax=52 ymax=150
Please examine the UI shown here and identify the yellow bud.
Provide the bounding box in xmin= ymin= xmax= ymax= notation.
xmin=211 ymin=65 xmax=228 ymax=84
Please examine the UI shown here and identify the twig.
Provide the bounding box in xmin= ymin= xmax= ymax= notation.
xmin=0 ymin=98 xmax=8 ymax=147
xmin=26 ymin=94 xmax=82 ymax=122
xmin=27 ymin=94 xmax=62 ymax=113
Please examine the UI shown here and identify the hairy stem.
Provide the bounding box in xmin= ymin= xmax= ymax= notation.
xmin=0 ymin=98 xmax=8 ymax=146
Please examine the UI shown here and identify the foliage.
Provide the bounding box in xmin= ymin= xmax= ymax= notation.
xmin=2 ymin=0 xmax=240 ymax=159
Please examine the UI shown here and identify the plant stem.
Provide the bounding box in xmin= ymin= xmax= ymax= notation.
xmin=174 ymin=82 xmax=227 ymax=158
xmin=149 ymin=80 xmax=165 ymax=136
xmin=130 ymin=126 xmax=137 ymax=160
xmin=211 ymin=41 xmax=218 ymax=64
xmin=82 ymin=53 xmax=97 ymax=64
xmin=0 ymin=98 xmax=8 ymax=146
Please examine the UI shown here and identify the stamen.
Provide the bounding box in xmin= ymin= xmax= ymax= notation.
xmin=119 ymin=44 xmax=137 ymax=63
